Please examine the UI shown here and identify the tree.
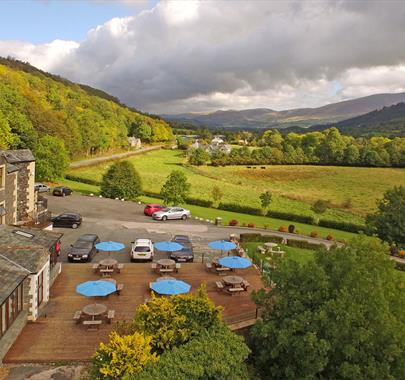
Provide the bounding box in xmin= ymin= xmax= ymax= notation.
xmin=211 ymin=185 xmax=224 ymax=205
xmin=262 ymin=129 xmax=283 ymax=148
xmin=189 ymin=148 xmax=210 ymax=165
xmin=129 ymin=121 xmax=152 ymax=142
xmin=92 ymin=331 xmax=158 ymax=379
xmin=311 ymin=199 xmax=330 ymax=214
xmin=133 ymin=325 xmax=250 ymax=380
xmin=0 ymin=110 xmax=17 ymax=149
xmin=133 ymin=287 xmax=222 ymax=352
xmin=259 ymin=191 xmax=272 ymax=212
xmin=35 ymin=135 xmax=69 ymax=180
xmin=160 ymin=170 xmax=190 ymax=205
xmin=101 ymin=160 xmax=142 ymax=200
xmin=316 ymin=128 xmax=346 ymax=164
xmin=366 ymin=186 xmax=405 ymax=248
xmin=252 ymin=237 xmax=405 ymax=380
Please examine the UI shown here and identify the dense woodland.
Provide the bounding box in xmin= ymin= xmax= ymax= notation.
xmin=0 ymin=58 xmax=173 ymax=159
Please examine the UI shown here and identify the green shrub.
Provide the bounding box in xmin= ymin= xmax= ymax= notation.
xmin=218 ymin=202 xmax=262 ymax=216
xmin=185 ymin=197 xmax=213 ymax=208
xmin=318 ymin=219 xmax=365 ymax=233
xmin=143 ymin=190 xmax=164 ymax=199
xmin=286 ymin=239 xmax=323 ymax=250
xmin=65 ymin=173 xmax=101 ymax=186
xmin=395 ymin=261 xmax=405 ymax=272
xmin=267 ymin=210 xmax=317 ymax=225
xmin=239 ymin=233 xmax=283 ymax=244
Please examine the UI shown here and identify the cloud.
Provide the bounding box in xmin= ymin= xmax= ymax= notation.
xmin=1 ymin=0 xmax=405 ymax=113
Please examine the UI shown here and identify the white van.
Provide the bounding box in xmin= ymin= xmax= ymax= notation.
xmin=130 ymin=239 xmax=154 ymax=262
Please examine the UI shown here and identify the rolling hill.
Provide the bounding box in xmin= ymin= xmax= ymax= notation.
xmin=0 ymin=57 xmax=173 ymax=156
xmin=164 ymin=92 xmax=405 ymax=129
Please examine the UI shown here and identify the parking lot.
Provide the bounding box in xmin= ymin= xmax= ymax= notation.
xmin=48 ymin=194 xmax=232 ymax=263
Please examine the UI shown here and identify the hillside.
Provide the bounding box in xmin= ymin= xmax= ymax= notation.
xmin=285 ymin=102 xmax=405 ymax=136
xmin=164 ymin=92 xmax=405 ymax=129
xmin=0 ymin=57 xmax=173 ymax=157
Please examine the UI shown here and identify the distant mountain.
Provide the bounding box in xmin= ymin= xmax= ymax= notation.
xmin=285 ymin=102 xmax=405 ymax=137
xmin=164 ymin=92 xmax=405 ymax=129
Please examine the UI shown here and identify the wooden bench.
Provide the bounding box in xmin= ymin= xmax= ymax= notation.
xmin=116 ymin=263 xmax=124 ymax=273
xmin=175 ymin=263 xmax=181 ymax=272
xmin=151 ymin=263 xmax=157 ymax=272
xmin=227 ymin=287 xmax=245 ymax=295
xmin=106 ymin=310 xmax=115 ymax=324
xmin=83 ymin=320 xmax=102 ymax=330
xmin=257 ymin=246 xmax=266 ymax=254
xmin=116 ymin=283 xmax=124 ymax=295
xmin=100 ymin=268 xmax=114 ymax=277
xmin=73 ymin=310 xmax=82 ymax=324
xmin=92 ymin=264 xmax=100 ymax=273
xmin=242 ymin=280 xmax=250 ymax=290
xmin=159 ymin=268 xmax=174 ymax=274
xmin=215 ymin=266 xmax=231 ymax=275
xmin=215 ymin=281 xmax=224 ymax=292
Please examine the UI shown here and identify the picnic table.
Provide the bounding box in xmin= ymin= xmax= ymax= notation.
xmin=157 ymin=259 xmax=175 ymax=268
xmin=264 ymin=242 xmax=278 ymax=249
xmin=156 ymin=276 xmax=175 ymax=282
xmin=99 ymin=258 xmax=118 ymax=268
xmin=82 ymin=303 xmax=107 ymax=320
xmin=223 ymin=275 xmax=244 ymax=287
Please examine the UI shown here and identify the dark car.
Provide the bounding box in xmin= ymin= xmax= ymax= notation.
xmin=52 ymin=212 xmax=82 ymax=229
xmin=67 ymin=234 xmax=100 ymax=262
xmin=53 ymin=186 xmax=72 ymax=197
xmin=144 ymin=204 xmax=165 ymax=216
xmin=169 ymin=235 xmax=194 ymax=262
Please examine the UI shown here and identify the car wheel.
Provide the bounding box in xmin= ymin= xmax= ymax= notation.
xmin=162 ymin=216 xmax=167 ymax=221
xmin=181 ymin=214 xmax=187 ymax=220
xmin=72 ymin=223 xmax=78 ymax=229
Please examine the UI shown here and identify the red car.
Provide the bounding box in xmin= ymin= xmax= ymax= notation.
xmin=144 ymin=204 xmax=164 ymax=216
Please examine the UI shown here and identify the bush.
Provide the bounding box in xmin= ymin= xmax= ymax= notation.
xmin=318 ymin=219 xmax=366 ymax=233
xmin=239 ymin=233 xmax=283 ymax=244
xmin=310 ymin=231 xmax=319 ymax=238
xmin=248 ymin=223 xmax=256 ymax=228
xmin=218 ymin=203 xmax=262 ymax=216
xmin=101 ymin=160 xmax=142 ymax=200
xmin=278 ymin=225 xmax=287 ymax=232
xmin=395 ymin=261 xmax=405 ymax=271
xmin=311 ymin=199 xmax=330 ymax=214
xmin=398 ymin=250 xmax=405 ymax=258
xmin=267 ymin=210 xmax=317 ymax=225
xmin=143 ymin=190 xmax=164 ymax=199
xmin=288 ymin=224 xmax=295 ymax=233
xmin=185 ymin=197 xmax=213 ymax=208
xmin=326 ymin=234 xmax=334 ymax=241
xmin=65 ymin=173 xmax=101 ymax=186
xmin=286 ymin=239 xmax=323 ymax=250
xmin=229 ymin=219 xmax=239 ymax=226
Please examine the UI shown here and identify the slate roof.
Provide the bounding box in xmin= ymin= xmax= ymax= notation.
xmin=0 ymin=255 xmax=28 ymax=305
xmin=0 ymin=225 xmax=62 ymax=273
xmin=0 ymin=149 xmax=35 ymax=163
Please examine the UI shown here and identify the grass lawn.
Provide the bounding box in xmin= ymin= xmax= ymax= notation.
xmin=67 ymin=149 xmax=405 ymax=225
xmin=242 ymin=242 xmax=315 ymax=266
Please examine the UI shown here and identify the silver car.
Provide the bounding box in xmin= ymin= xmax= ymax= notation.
xmin=35 ymin=182 xmax=50 ymax=193
xmin=152 ymin=207 xmax=191 ymax=221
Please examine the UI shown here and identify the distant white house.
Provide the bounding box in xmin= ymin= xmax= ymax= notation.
xmin=191 ymin=138 xmax=231 ymax=154
xmin=211 ymin=136 xmax=225 ymax=145
xmin=128 ymin=137 xmax=142 ymax=149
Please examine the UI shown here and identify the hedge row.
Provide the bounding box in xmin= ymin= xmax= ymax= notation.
xmin=240 ymin=233 xmax=284 ymax=243
xmin=65 ymin=174 xmax=101 ymax=186
xmin=218 ymin=203 xmax=262 ymax=216
xmin=185 ymin=197 xmax=214 ymax=208
xmin=267 ymin=210 xmax=316 ymax=225
xmin=286 ymin=239 xmax=323 ymax=250
xmin=318 ymin=219 xmax=366 ymax=233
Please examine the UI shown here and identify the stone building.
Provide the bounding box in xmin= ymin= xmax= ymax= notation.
xmin=0 ymin=150 xmax=35 ymax=225
xmin=0 ymin=225 xmax=62 ymax=362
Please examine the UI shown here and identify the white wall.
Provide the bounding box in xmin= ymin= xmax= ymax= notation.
xmin=27 ymin=259 xmax=50 ymax=321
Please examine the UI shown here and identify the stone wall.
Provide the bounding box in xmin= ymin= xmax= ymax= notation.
xmin=14 ymin=162 xmax=31 ymax=221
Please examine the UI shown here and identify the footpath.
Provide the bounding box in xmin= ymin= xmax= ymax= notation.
xmin=69 ymin=145 xmax=162 ymax=168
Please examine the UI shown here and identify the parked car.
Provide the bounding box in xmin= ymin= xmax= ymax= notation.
xmin=152 ymin=207 xmax=191 ymax=221
xmin=52 ymin=212 xmax=82 ymax=229
xmin=144 ymin=204 xmax=165 ymax=216
xmin=170 ymin=235 xmax=194 ymax=262
xmin=52 ymin=186 xmax=72 ymax=197
xmin=35 ymin=182 xmax=50 ymax=193
xmin=67 ymin=234 xmax=100 ymax=262
xmin=130 ymin=238 xmax=154 ymax=262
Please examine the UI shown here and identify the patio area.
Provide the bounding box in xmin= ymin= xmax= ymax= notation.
xmin=4 ymin=263 xmax=263 ymax=363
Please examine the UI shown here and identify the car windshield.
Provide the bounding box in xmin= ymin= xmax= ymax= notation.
xmin=73 ymin=241 xmax=92 ymax=249
xmin=160 ymin=208 xmax=170 ymax=212
xmin=174 ymin=236 xmax=190 ymax=242
xmin=134 ymin=246 xmax=150 ymax=252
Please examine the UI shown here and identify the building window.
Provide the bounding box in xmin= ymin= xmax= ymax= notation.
xmin=0 ymin=164 xmax=5 ymax=189
xmin=37 ymin=271 xmax=44 ymax=307
xmin=0 ymin=282 xmax=24 ymax=338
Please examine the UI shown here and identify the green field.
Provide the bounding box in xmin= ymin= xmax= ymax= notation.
xmin=67 ymin=149 xmax=405 ymax=225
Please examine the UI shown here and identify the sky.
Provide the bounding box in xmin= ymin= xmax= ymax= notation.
xmin=0 ymin=0 xmax=405 ymax=114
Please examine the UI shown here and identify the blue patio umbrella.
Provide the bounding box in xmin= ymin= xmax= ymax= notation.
xmin=208 ymin=240 xmax=237 ymax=252
xmin=154 ymin=241 xmax=184 ymax=252
xmin=96 ymin=241 xmax=125 ymax=255
xmin=218 ymin=256 xmax=252 ymax=269
xmin=150 ymin=279 xmax=191 ymax=295
xmin=76 ymin=280 xmax=117 ymax=297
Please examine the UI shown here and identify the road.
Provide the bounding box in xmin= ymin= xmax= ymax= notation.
xmin=48 ymin=194 xmax=337 ymax=263
xmin=69 ymin=145 xmax=162 ymax=168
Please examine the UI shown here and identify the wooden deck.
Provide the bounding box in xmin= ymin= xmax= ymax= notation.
xmin=4 ymin=263 xmax=262 ymax=363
